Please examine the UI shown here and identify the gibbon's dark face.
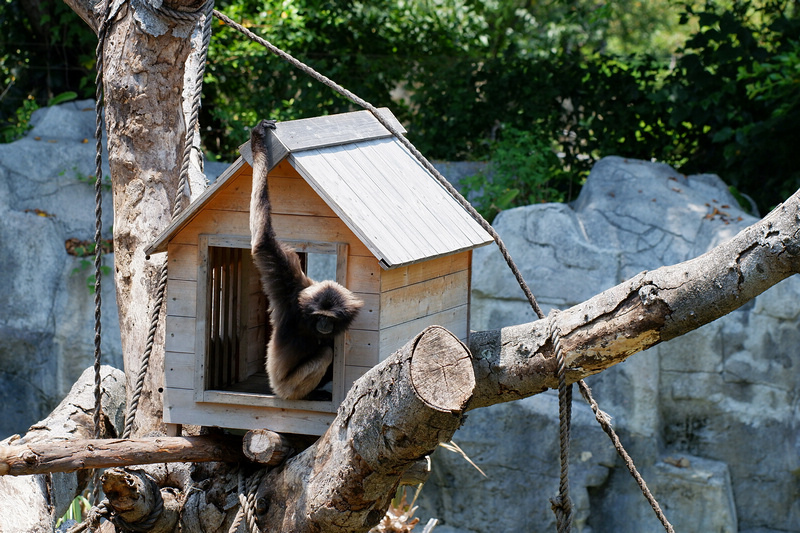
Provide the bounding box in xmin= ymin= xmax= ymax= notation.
xmin=298 ymin=281 xmax=363 ymax=338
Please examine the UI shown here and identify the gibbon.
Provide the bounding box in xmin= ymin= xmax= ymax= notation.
xmin=249 ymin=119 xmax=363 ymax=400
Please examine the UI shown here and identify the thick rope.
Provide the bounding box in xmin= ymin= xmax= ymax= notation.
xmin=548 ymin=311 xmax=572 ymax=532
xmin=121 ymin=0 xmax=215 ymax=439
xmin=578 ymin=381 xmax=675 ymax=532
xmin=90 ymin=0 xmax=115 ymax=507
xmin=229 ymin=469 xmax=265 ymax=533
xmin=228 ymin=470 xmax=247 ymax=533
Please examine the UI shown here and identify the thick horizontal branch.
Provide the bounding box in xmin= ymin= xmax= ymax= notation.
xmin=256 ymin=326 xmax=473 ymax=532
xmin=0 ymin=435 xmax=245 ymax=476
xmin=467 ymin=190 xmax=800 ymax=409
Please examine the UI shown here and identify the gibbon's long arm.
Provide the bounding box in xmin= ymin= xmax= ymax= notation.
xmin=249 ymin=119 xmax=363 ymax=400
xmin=249 ymin=120 xmax=313 ymax=303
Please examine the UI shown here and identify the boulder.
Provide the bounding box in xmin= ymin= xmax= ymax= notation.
xmin=0 ymin=100 xmax=121 ymax=438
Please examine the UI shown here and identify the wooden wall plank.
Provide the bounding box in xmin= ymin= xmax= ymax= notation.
xmin=167 ymin=244 xmax=198 ymax=282
xmin=381 ymin=251 xmax=470 ymax=292
xmin=163 ymin=388 xmax=335 ymax=435
xmin=378 ymin=305 xmax=469 ymax=361
xmin=346 ymin=255 xmax=381 ymax=294
xmin=166 ymin=279 xmax=197 ymax=318
xmin=346 ymin=329 xmax=380 ymax=367
xmin=350 ymin=292 xmax=380 ymax=331
xmin=165 ymin=315 xmax=196 ymax=354
xmin=164 ymin=351 xmax=194 ymax=389
xmin=379 ymin=270 xmax=469 ymax=328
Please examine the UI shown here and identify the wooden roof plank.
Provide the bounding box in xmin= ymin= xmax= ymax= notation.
xmin=355 ymin=139 xmax=477 ymax=251
xmin=239 ymin=108 xmax=405 ymax=166
xmin=290 ymin=149 xmax=415 ymax=267
xmin=296 ymin=143 xmax=442 ymax=261
xmin=374 ymin=139 xmax=492 ymax=247
xmin=292 ymin=138 xmax=492 ymax=268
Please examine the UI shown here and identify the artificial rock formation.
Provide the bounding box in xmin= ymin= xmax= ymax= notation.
xmin=419 ymin=157 xmax=798 ymax=533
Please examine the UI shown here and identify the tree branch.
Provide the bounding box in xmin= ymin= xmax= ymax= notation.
xmin=467 ymin=190 xmax=800 ymax=409
xmin=254 ymin=189 xmax=800 ymax=532
xmin=0 ymin=435 xmax=245 ymax=476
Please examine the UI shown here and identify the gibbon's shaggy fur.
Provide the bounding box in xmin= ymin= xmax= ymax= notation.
xmin=249 ymin=119 xmax=363 ymax=400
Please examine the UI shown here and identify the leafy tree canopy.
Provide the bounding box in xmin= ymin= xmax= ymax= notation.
xmin=1 ymin=0 xmax=798 ymax=213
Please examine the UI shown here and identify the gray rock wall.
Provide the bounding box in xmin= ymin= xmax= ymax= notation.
xmin=0 ymin=101 xmax=123 ymax=438
xmin=419 ymin=157 xmax=800 ymax=532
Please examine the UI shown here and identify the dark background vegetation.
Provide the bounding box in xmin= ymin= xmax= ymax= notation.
xmin=2 ymin=0 xmax=798 ymax=218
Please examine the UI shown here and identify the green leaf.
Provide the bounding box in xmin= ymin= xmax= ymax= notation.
xmin=48 ymin=91 xmax=78 ymax=106
xmin=712 ymin=127 xmax=734 ymax=143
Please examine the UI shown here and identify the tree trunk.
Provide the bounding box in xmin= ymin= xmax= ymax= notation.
xmin=66 ymin=0 xmax=207 ymax=438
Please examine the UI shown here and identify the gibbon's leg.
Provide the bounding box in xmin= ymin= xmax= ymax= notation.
xmin=266 ymin=342 xmax=333 ymax=400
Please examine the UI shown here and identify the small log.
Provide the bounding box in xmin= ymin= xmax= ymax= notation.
xmin=243 ymin=429 xmax=295 ymax=466
xmin=0 ymin=435 xmax=245 ymax=476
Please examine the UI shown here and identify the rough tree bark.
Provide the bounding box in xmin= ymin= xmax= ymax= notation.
xmin=64 ymin=0 xmax=206 ymax=438
xmin=26 ymin=0 xmax=799 ymax=532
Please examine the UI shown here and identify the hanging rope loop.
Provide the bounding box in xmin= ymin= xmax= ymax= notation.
xmin=229 ymin=468 xmax=266 ymax=533
xmin=89 ymin=0 xmax=116 ymax=508
xmin=548 ymin=310 xmax=573 ymax=532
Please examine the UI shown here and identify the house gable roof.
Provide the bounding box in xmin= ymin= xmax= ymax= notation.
xmin=146 ymin=109 xmax=492 ymax=268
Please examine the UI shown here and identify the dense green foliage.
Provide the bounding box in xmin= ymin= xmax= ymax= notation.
xmin=0 ymin=0 xmax=94 ymax=134
xmin=2 ymin=0 xmax=798 ymax=213
xmin=460 ymin=125 xmax=575 ymax=221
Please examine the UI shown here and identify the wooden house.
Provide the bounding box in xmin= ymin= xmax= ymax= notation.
xmin=146 ymin=109 xmax=493 ymax=435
